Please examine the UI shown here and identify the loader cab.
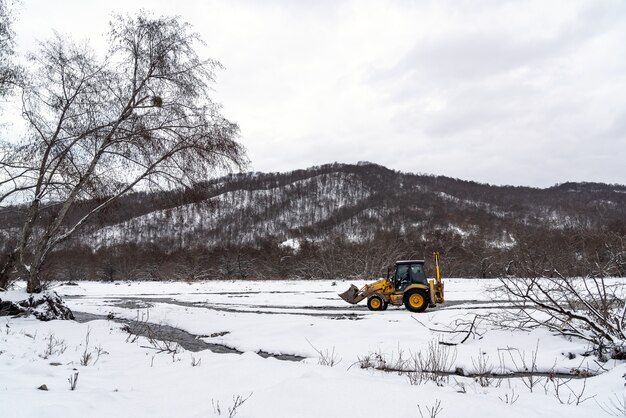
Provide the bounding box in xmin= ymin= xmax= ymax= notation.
xmin=393 ymin=260 xmax=427 ymax=291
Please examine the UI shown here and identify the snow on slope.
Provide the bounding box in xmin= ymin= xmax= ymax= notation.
xmin=86 ymin=172 xmax=372 ymax=248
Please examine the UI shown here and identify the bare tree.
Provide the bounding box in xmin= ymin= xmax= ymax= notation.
xmin=0 ymin=0 xmax=18 ymax=98
xmin=0 ymin=0 xmax=21 ymax=290
xmin=1 ymin=12 xmax=246 ymax=292
xmin=497 ymin=234 xmax=626 ymax=360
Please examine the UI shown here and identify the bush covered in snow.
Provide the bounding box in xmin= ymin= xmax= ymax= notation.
xmin=0 ymin=290 xmax=74 ymax=321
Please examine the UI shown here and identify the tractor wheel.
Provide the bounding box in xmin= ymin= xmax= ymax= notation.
xmin=367 ymin=295 xmax=385 ymax=311
xmin=382 ymin=301 xmax=389 ymax=311
xmin=404 ymin=289 xmax=429 ymax=313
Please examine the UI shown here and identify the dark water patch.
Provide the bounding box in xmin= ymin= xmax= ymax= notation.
xmin=72 ymin=311 xmax=305 ymax=361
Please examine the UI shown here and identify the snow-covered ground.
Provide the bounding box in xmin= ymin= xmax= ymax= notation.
xmin=2 ymin=279 xmax=625 ymax=417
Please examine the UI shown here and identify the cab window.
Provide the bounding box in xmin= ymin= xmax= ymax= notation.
xmin=410 ymin=264 xmax=426 ymax=283
xmin=395 ymin=264 xmax=410 ymax=290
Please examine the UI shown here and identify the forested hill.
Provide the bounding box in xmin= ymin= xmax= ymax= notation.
xmin=3 ymin=162 xmax=625 ymax=280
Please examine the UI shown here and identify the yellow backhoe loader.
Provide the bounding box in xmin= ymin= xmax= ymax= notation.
xmin=338 ymin=252 xmax=444 ymax=312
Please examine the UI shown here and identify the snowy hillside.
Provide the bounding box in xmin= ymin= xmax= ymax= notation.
xmin=52 ymin=162 xmax=626 ymax=248
xmin=88 ymin=171 xmax=373 ymax=248
xmin=1 ymin=162 xmax=625 ymax=280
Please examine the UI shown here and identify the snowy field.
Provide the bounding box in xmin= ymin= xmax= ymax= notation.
xmin=2 ymin=278 xmax=626 ymax=417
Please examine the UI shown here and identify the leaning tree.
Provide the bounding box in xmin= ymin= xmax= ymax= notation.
xmin=0 ymin=12 xmax=246 ymax=292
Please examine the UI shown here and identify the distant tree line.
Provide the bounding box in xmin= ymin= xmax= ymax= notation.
xmin=20 ymin=224 xmax=625 ymax=283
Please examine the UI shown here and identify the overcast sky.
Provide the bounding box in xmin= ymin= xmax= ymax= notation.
xmin=7 ymin=0 xmax=626 ymax=187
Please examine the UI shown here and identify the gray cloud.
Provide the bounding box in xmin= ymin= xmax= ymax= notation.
xmin=5 ymin=0 xmax=626 ymax=187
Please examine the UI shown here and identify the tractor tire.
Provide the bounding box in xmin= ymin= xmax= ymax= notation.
xmin=382 ymin=301 xmax=389 ymax=311
xmin=404 ymin=289 xmax=429 ymax=313
xmin=367 ymin=295 xmax=385 ymax=311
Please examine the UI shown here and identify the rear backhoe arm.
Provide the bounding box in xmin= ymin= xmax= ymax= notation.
xmin=431 ymin=251 xmax=444 ymax=304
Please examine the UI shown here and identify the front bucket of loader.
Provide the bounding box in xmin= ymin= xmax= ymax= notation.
xmin=338 ymin=284 xmax=364 ymax=304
